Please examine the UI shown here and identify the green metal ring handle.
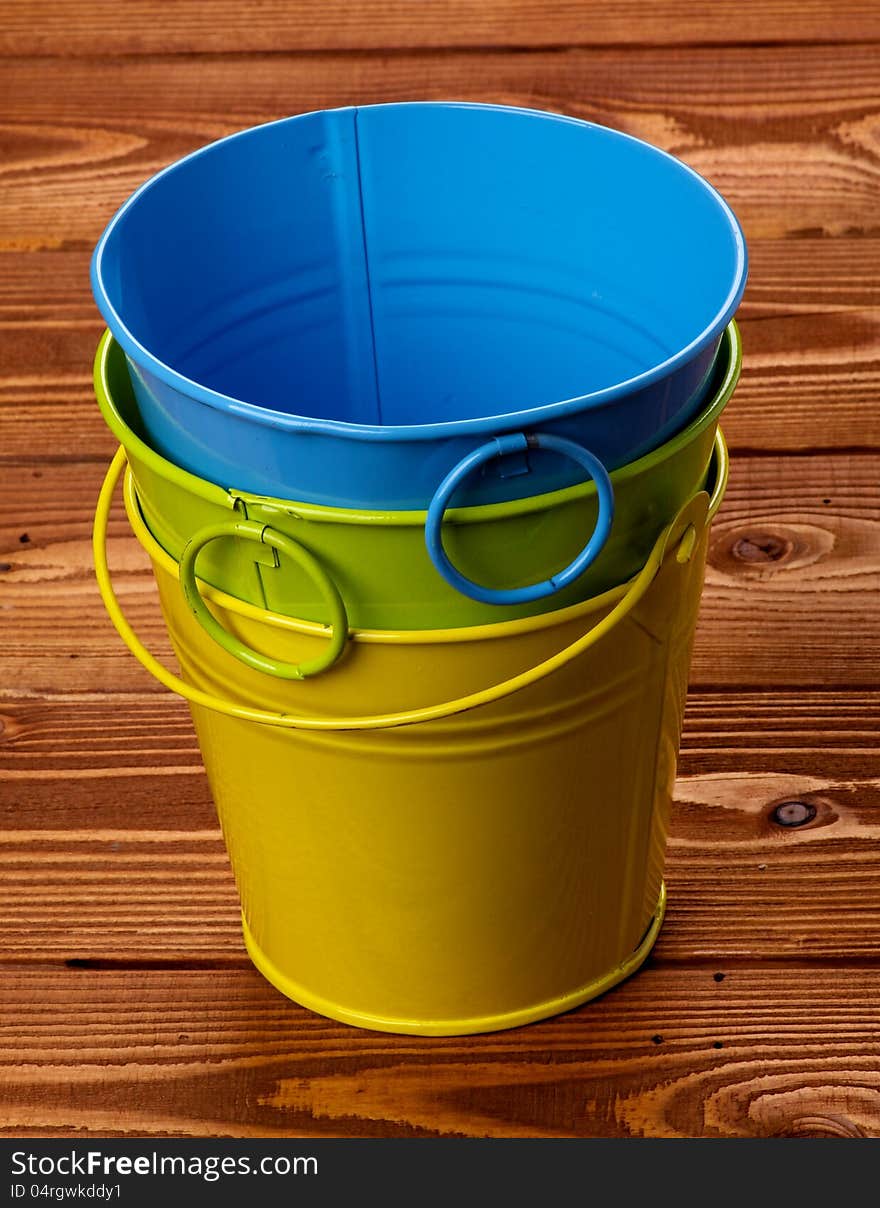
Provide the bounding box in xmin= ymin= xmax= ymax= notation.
xmin=179 ymin=521 xmax=348 ymax=679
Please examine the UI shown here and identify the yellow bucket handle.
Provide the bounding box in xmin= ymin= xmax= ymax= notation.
xmin=94 ymin=436 xmax=725 ymax=733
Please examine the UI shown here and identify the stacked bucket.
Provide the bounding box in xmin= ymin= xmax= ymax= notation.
xmin=91 ymin=103 xmax=746 ymax=1035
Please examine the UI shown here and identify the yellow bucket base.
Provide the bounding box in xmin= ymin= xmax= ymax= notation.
xmin=242 ymin=882 xmax=667 ymax=1037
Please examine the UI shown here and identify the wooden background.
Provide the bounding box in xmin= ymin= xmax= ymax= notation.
xmin=2 ymin=1 xmax=880 ymax=1138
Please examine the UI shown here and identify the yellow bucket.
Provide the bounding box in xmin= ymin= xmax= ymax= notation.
xmin=94 ymin=436 xmax=728 ymax=1035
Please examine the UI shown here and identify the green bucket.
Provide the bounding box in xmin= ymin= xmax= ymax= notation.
xmin=94 ymin=322 xmax=740 ymax=630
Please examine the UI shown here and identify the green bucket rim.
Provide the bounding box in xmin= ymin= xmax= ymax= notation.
xmin=122 ymin=431 xmax=727 ymax=646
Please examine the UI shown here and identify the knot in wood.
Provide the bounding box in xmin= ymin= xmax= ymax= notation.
xmin=775 ymin=1114 xmax=866 ymax=1138
xmin=731 ymin=534 xmax=792 ymax=564
xmin=771 ymin=800 xmax=817 ymax=828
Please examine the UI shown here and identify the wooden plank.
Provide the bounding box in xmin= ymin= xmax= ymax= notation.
xmin=2 ymin=453 xmax=878 ymax=692
xmin=2 ymin=756 xmax=879 ymax=961
xmin=4 ymin=690 xmax=879 ymax=823
xmin=2 ymin=1 xmax=878 ymax=56
xmin=5 ymin=239 xmax=879 ymax=324
xmin=0 ymin=0 xmax=876 ymax=1152
xmin=744 ymin=240 xmax=880 ymax=317
xmin=679 ymin=691 xmax=880 ymax=779
xmin=2 ymin=241 xmax=879 ymax=460
xmin=727 ymin=315 xmax=880 ymax=453
xmin=697 ymin=451 xmax=880 ymax=686
xmin=1 ymin=966 xmax=879 ymax=1136
xmin=4 ymin=691 xmax=879 ymax=831
xmin=3 ymin=45 xmax=880 ymax=244
xmin=4 ymin=308 xmax=875 ymax=463
xmin=0 ymin=698 xmax=213 ymax=830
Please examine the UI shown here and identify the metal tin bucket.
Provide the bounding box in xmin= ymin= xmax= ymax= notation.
xmin=94 ymin=322 xmax=740 ymax=633
xmin=91 ymin=102 xmax=746 ymax=510
xmin=92 ymin=436 xmax=728 ymax=1034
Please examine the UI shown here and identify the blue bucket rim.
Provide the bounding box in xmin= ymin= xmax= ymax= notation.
xmin=91 ymin=101 xmax=748 ymax=445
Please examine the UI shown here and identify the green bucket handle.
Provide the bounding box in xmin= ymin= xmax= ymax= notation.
xmin=180 ymin=521 xmax=348 ymax=679
xmin=93 ymin=434 xmax=726 ymax=733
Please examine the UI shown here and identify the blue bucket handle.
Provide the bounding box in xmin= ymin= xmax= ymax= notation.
xmin=425 ymin=432 xmax=615 ymax=605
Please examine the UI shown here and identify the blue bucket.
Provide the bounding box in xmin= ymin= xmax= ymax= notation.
xmin=91 ymin=102 xmax=747 ymax=511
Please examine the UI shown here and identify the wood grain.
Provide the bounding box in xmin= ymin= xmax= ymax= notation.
xmin=3 ymin=763 xmax=875 ymax=961
xmin=2 ymin=1 xmax=877 ymax=56
xmin=3 ymin=45 xmax=880 ymax=245
xmin=3 ymin=677 xmax=879 ymax=966
xmin=2 ymin=0 xmax=879 ymax=1142
xmin=1 ymin=966 xmax=879 ymax=1137
xmin=5 ymin=688 xmax=879 ymax=828
xmin=3 ymin=243 xmax=880 ymax=460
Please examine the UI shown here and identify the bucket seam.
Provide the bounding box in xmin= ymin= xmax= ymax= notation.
xmin=616 ymin=630 xmax=674 ymax=958
xmin=352 ymin=108 xmax=384 ymax=425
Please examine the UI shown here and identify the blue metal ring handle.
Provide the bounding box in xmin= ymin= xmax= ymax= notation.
xmin=425 ymin=432 xmax=615 ymax=605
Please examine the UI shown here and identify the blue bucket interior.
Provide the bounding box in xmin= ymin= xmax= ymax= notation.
xmin=94 ymin=104 xmax=745 ymax=427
